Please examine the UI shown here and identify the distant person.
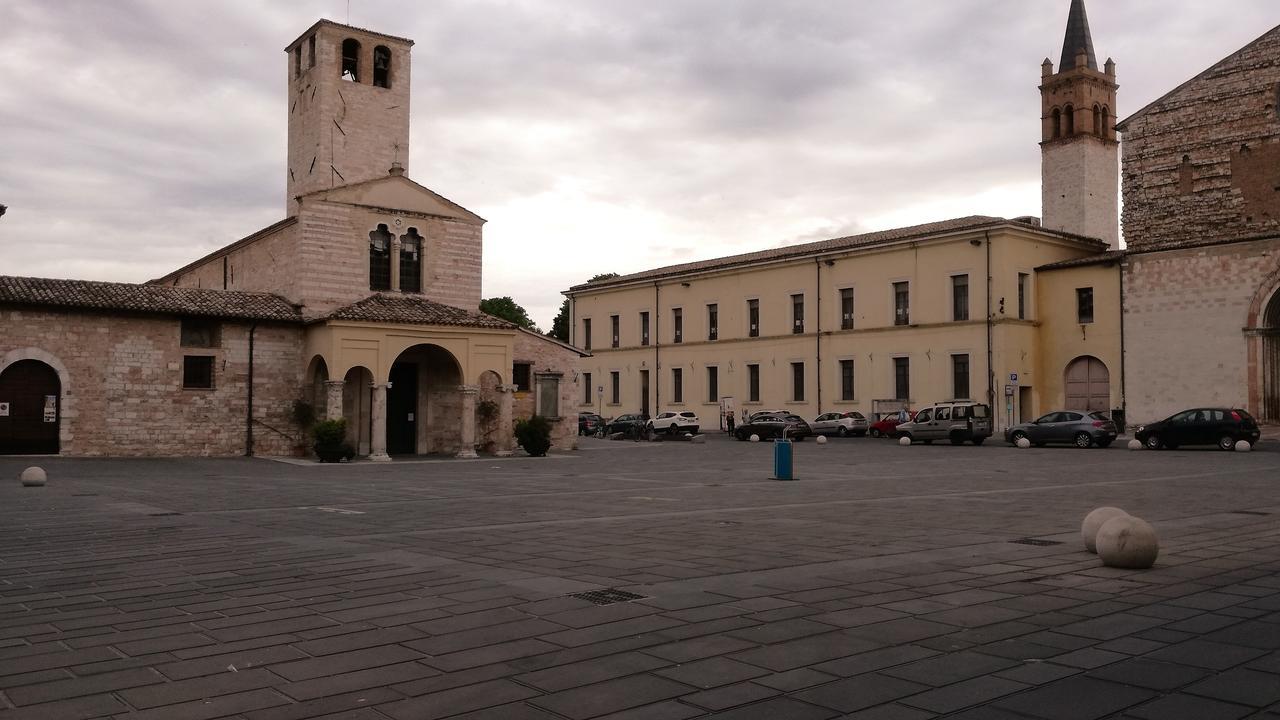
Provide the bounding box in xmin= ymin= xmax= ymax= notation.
xmin=726 ymin=413 xmax=735 ymax=433
xmin=898 ymin=408 xmax=909 ymax=423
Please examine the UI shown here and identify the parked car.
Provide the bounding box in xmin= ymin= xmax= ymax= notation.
xmin=894 ymin=401 xmax=993 ymax=445
xmin=1134 ymin=408 xmax=1261 ymax=450
xmin=578 ymin=412 xmax=604 ymax=436
xmin=1006 ymin=410 xmax=1117 ymax=448
xmin=748 ymin=410 xmax=788 ymax=422
xmin=648 ymin=411 xmax=700 ymax=435
xmin=734 ymin=414 xmax=812 ymax=441
xmin=869 ymin=411 xmax=915 ymax=438
xmin=604 ymin=413 xmax=649 ymax=436
xmin=811 ymin=411 xmax=869 ymax=437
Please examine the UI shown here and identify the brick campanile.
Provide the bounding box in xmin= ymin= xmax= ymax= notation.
xmin=284 ymin=20 xmax=414 ymax=216
xmin=1040 ymin=0 xmax=1119 ymax=249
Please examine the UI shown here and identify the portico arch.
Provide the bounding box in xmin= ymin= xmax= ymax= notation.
xmin=1263 ymin=289 xmax=1280 ymax=421
xmin=1246 ymin=270 xmax=1280 ymax=421
xmin=387 ymin=343 xmax=464 ymax=455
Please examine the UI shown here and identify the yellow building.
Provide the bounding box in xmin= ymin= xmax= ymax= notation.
xmin=567 ymin=217 xmax=1123 ymax=431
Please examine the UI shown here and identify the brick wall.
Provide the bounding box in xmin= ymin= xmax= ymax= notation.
xmin=167 ymin=223 xmax=300 ymax=302
xmin=0 ymin=308 xmax=304 ymax=456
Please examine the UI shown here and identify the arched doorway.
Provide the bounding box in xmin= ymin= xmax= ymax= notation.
xmin=387 ymin=344 xmax=463 ymax=455
xmin=0 ymin=360 xmax=61 ymax=455
xmin=1065 ymin=356 xmax=1110 ymax=412
xmin=343 ymin=366 xmax=374 ymax=455
xmin=1264 ymin=291 xmax=1280 ymax=421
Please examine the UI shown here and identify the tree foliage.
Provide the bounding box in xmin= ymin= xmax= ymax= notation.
xmin=548 ymin=273 xmax=619 ymax=342
xmin=480 ymin=296 xmax=539 ymax=331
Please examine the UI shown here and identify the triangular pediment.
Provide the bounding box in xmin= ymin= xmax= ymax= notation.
xmin=303 ymin=175 xmax=484 ymax=224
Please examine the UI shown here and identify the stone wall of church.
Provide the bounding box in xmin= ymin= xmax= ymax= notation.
xmin=1120 ymin=27 xmax=1280 ymax=251
xmin=165 ymin=222 xmax=300 ymax=302
xmin=512 ymin=331 xmax=581 ymax=451
xmin=0 ymin=308 xmax=305 ymax=456
xmin=1123 ymin=239 xmax=1280 ymax=425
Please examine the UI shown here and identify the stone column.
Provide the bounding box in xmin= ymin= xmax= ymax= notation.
xmin=495 ymin=384 xmax=515 ymax=457
xmin=324 ymin=380 xmax=344 ymax=421
xmin=457 ymin=385 xmax=479 ymax=458
xmin=369 ymin=383 xmax=391 ymax=462
xmin=389 ymin=236 xmax=401 ymax=292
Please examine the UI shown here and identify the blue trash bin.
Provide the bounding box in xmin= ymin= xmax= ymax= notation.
xmin=773 ymin=438 xmax=794 ymax=481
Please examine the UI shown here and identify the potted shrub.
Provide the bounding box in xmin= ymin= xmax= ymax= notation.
xmin=312 ymin=418 xmax=355 ymax=463
xmin=515 ymin=415 xmax=552 ymax=457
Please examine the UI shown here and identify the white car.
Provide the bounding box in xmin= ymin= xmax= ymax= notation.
xmin=648 ymin=411 xmax=700 ymax=435
xmin=810 ymin=411 xmax=870 ymax=437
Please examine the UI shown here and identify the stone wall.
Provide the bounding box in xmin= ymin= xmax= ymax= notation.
xmin=166 ymin=222 xmax=300 ymax=302
xmin=0 ymin=308 xmax=304 ymax=456
xmin=512 ymin=330 xmax=581 ymax=451
xmin=1120 ymin=27 xmax=1280 ymax=251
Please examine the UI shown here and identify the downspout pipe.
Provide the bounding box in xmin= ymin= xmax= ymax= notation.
xmin=1117 ymin=257 xmax=1127 ymax=431
xmin=985 ymin=231 xmax=994 ymax=426
xmin=245 ymin=321 xmax=257 ymax=457
xmin=814 ymin=259 xmax=822 ymax=414
xmin=654 ymin=281 xmax=660 ymax=419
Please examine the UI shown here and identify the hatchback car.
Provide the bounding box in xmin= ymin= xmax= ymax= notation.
xmin=648 ymin=411 xmax=700 ymax=435
xmin=1134 ymin=408 xmax=1261 ymax=450
xmin=604 ymin=413 xmax=648 ymax=436
xmin=811 ymin=411 xmax=869 ymax=437
xmin=1006 ymin=410 xmax=1117 ymax=448
xmin=578 ymin=412 xmax=604 ymax=436
xmin=869 ymin=411 xmax=914 ymax=438
xmin=734 ymin=414 xmax=812 ymax=441
xmin=894 ymin=401 xmax=993 ymax=445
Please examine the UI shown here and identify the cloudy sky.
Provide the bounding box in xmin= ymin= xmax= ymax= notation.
xmin=1 ymin=2 xmax=1276 ymax=329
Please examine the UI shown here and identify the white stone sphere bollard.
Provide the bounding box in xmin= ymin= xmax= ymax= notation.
xmin=1236 ymin=440 xmax=1252 ymax=452
xmin=815 ymin=435 xmax=828 ymax=445
xmin=1128 ymin=439 xmax=1143 ymax=451
xmin=749 ymin=434 xmax=760 ymax=443
xmin=20 ymin=467 xmax=47 ymax=488
xmin=898 ymin=436 xmax=911 ymax=447
xmin=1016 ymin=437 xmax=1031 ymax=449
xmin=1096 ymin=516 xmax=1159 ymax=569
xmin=1081 ymin=506 xmax=1129 ymax=553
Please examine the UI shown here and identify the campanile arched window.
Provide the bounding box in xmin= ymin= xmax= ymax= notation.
xmin=1063 ymin=104 xmax=1075 ymax=135
xmin=373 ymin=46 xmax=391 ymax=88
xmin=1093 ymin=104 xmax=1102 ymax=135
xmin=341 ymin=39 xmax=361 ymax=82
xmin=399 ymin=228 xmax=422 ymax=292
xmin=369 ymin=224 xmax=392 ymax=290
xmin=1051 ymin=108 xmax=1062 ymax=139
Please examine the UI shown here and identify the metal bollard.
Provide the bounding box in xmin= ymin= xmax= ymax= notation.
xmin=772 ymin=438 xmax=795 ymax=481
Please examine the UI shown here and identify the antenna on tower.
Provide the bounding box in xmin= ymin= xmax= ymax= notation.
xmin=346 ymin=0 xmax=350 ymax=24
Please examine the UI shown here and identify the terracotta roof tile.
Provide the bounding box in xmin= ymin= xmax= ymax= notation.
xmin=0 ymin=276 xmax=301 ymax=322
xmin=325 ymin=293 xmax=514 ymax=329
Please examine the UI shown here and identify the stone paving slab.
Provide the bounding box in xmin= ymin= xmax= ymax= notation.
xmin=1 ymin=437 xmax=1280 ymax=718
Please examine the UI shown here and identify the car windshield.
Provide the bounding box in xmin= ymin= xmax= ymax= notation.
xmin=1089 ymin=411 xmax=1110 ymax=421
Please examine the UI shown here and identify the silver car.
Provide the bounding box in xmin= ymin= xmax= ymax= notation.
xmin=1006 ymin=410 xmax=1117 ymax=448
xmin=895 ymin=401 xmax=992 ymax=445
xmin=810 ymin=411 xmax=869 ymax=437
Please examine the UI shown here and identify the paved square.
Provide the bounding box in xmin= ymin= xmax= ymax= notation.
xmin=3 ymin=438 xmax=1280 ymax=718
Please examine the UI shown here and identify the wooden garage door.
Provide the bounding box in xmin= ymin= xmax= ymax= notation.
xmin=1065 ymin=356 xmax=1109 ymax=412
xmin=0 ymin=360 xmax=61 ymax=455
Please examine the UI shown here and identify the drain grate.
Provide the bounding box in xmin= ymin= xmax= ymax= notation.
xmin=1231 ymin=510 xmax=1271 ymax=516
xmin=570 ymin=589 xmax=648 ymax=606
xmin=148 ymin=512 xmax=183 ymax=517
xmin=1009 ymin=538 xmax=1064 ymax=547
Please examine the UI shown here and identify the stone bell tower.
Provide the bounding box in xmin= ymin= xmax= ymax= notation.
xmin=1040 ymin=0 xmax=1119 ymax=249
xmin=284 ymin=20 xmax=414 ymax=216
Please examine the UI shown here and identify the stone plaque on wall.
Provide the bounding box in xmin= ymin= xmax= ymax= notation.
xmin=535 ymin=373 xmax=561 ymax=418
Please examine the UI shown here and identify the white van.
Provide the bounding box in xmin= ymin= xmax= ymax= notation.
xmin=894 ymin=401 xmax=992 ymax=445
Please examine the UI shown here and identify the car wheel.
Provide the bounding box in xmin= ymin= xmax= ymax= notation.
xmin=1010 ymin=430 xmax=1027 ymax=445
xmin=899 ymin=433 xmax=912 ymax=444
xmin=1144 ymin=434 xmax=1162 ymax=450
xmin=1074 ymin=432 xmax=1093 ymax=449
xmin=869 ymin=428 xmax=881 ymax=438
xmin=1217 ymin=434 xmax=1236 ymax=451
xmin=837 ymin=426 xmax=848 ymax=437
xmin=972 ymin=438 xmax=985 ymax=446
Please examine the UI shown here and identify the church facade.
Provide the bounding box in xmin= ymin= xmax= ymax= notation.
xmin=0 ymin=20 xmax=583 ymax=458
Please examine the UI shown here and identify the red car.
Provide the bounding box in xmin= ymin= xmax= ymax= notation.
xmin=869 ymin=411 xmax=915 ymax=438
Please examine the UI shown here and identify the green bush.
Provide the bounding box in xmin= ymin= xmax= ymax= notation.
xmin=311 ymin=418 xmax=354 ymax=462
xmin=515 ymin=415 xmax=553 ymax=457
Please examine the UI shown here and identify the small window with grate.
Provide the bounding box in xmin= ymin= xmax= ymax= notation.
xmin=182 ymin=356 xmax=214 ymax=389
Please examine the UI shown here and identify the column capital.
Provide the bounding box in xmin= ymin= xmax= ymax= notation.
xmin=458 ymin=384 xmax=480 ymax=396
xmin=324 ymin=380 xmax=344 ymax=387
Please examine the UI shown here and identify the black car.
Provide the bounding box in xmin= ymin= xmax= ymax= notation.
xmin=733 ymin=414 xmax=812 ymax=441
xmin=604 ymin=413 xmax=649 ymax=436
xmin=1134 ymin=408 xmax=1261 ymax=450
xmin=578 ymin=412 xmax=604 ymax=436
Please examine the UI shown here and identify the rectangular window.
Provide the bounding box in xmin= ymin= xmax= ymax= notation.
xmin=952 ymin=354 xmax=970 ymax=400
xmin=792 ymin=362 xmax=805 ymax=402
xmin=610 ymin=371 xmax=620 ymax=404
xmin=894 ymin=282 xmax=910 ymax=326
xmin=748 ymin=299 xmax=760 ymax=337
xmin=707 ymin=304 xmax=718 ymax=341
xmin=840 ymin=288 xmax=854 ymax=330
xmin=182 ymin=356 xmax=214 ymax=389
xmin=673 ymin=308 xmax=683 ymax=343
xmin=1077 ymin=287 xmax=1094 ymax=324
xmin=180 ymin=319 xmax=219 ymax=348
xmin=582 ymin=318 xmax=592 ymax=351
xmin=610 ymin=315 xmax=620 ymax=348
xmin=792 ymin=294 xmax=804 ymax=334
xmin=583 ymin=372 xmax=592 ymax=404
xmin=1018 ymin=273 xmax=1028 ymax=320
xmin=894 ymin=357 xmax=910 ymax=400
xmin=707 ymin=366 xmax=718 ymax=403
xmin=399 ymin=230 xmax=422 ymax=293
xmin=748 ymin=364 xmax=760 ymax=402
xmin=840 ymin=359 xmax=854 ymax=401
xmin=672 ymin=368 xmax=683 ymax=403
xmin=952 ymin=274 xmax=969 ymax=321
xmin=513 ymin=363 xmax=531 ymax=392
xmin=640 ymin=312 xmax=650 ymax=346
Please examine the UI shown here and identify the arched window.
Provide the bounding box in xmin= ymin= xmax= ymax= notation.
xmin=341 ymin=39 xmax=361 ymax=82
xmin=1093 ymin=104 xmax=1102 ymax=135
xmin=399 ymin=228 xmax=423 ymax=293
xmin=1179 ymin=155 xmax=1193 ymax=195
xmin=369 ymin=224 xmax=392 ymax=290
xmin=1063 ymin=104 xmax=1075 ymax=136
xmin=1101 ymin=105 xmax=1110 ymax=136
xmin=1051 ymin=108 xmax=1062 ymax=139
xmin=373 ymin=46 xmax=391 ymax=88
